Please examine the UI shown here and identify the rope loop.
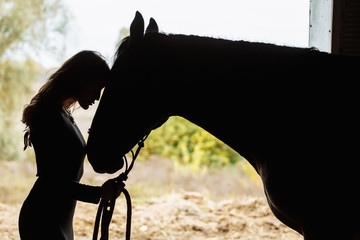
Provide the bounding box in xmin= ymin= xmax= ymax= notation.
xmin=92 ymin=135 xmax=148 ymax=240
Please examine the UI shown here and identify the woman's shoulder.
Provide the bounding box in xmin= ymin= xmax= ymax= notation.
xmin=30 ymin=106 xmax=65 ymax=131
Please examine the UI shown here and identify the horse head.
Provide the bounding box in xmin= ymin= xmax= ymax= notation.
xmin=87 ymin=12 xmax=169 ymax=173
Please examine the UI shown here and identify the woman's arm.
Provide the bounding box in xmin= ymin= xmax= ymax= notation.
xmin=63 ymin=180 xmax=102 ymax=204
xmin=56 ymin=178 xmax=123 ymax=203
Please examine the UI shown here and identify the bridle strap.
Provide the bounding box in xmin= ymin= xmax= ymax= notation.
xmin=92 ymin=188 xmax=131 ymax=240
xmin=92 ymin=135 xmax=148 ymax=240
xmin=122 ymin=188 xmax=132 ymax=240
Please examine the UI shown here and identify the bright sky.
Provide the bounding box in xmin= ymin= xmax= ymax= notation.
xmin=41 ymin=0 xmax=310 ymax=68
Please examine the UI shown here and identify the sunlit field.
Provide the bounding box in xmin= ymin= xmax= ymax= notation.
xmin=0 ymin=157 xmax=302 ymax=240
xmin=0 ymin=1 xmax=309 ymax=238
xmin=0 ymin=105 xmax=302 ymax=239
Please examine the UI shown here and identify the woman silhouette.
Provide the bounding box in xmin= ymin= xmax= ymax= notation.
xmin=19 ymin=51 xmax=118 ymax=240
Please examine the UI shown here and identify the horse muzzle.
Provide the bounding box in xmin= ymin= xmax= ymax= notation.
xmin=87 ymin=137 xmax=125 ymax=174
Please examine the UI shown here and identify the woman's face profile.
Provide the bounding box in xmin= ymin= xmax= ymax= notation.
xmin=77 ymin=78 xmax=104 ymax=110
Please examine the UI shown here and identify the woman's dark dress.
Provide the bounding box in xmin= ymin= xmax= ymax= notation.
xmin=19 ymin=108 xmax=101 ymax=240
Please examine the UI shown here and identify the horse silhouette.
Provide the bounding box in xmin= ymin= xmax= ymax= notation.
xmin=87 ymin=12 xmax=360 ymax=239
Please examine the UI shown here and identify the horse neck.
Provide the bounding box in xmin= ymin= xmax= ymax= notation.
xmin=144 ymin=35 xmax=311 ymax=167
xmin=146 ymin=34 xmax=277 ymax=121
xmin=144 ymin=33 xmax=308 ymax=79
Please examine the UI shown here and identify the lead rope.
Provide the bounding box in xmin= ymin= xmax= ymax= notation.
xmin=92 ymin=134 xmax=148 ymax=240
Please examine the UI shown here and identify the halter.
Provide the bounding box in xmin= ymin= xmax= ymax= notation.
xmin=92 ymin=134 xmax=149 ymax=240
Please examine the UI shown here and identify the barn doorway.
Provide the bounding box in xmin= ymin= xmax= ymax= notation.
xmin=309 ymin=0 xmax=360 ymax=56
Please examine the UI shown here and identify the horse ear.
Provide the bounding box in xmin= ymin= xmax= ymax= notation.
xmin=145 ymin=18 xmax=159 ymax=34
xmin=130 ymin=11 xmax=144 ymax=44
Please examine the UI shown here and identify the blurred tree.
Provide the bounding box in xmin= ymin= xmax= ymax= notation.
xmin=0 ymin=0 xmax=70 ymax=161
xmin=0 ymin=0 xmax=69 ymax=58
xmin=140 ymin=117 xmax=245 ymax=171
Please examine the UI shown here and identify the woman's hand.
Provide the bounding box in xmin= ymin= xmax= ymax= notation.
xmin=100 ymin=179 xmax=125 ymax=201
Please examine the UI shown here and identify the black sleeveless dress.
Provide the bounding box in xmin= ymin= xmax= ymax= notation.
xmin=19 ymin=108 xmax=101 ymax=240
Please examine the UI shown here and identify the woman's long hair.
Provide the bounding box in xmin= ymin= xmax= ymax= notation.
xmin=22 ymin=50 xmax=109 ymax=150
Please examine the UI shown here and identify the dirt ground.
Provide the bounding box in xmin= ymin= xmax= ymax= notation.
xmin=0 ymin=105 xmax=302 ymax=239
xmin=0 ymin=191 xmax=302 ymax=240
xmin=0 ymin=157 xmax=302 ymax=240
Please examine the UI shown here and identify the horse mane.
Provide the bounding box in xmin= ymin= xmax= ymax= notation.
xmin=154 ymin=33 xmax=313 ymax=58
xmin=112 ymin=32 xmax=316 ymax=77
xmin=115 ymin=32 xmax=312 ymax=62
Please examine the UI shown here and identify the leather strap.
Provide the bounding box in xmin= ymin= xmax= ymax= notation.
xmin=92 ymin=135 xmax=148 ymax=240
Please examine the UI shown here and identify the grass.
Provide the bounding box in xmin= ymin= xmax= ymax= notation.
xmin=0 ymin=160 xmax=37 ymax=204
xmin=0 ymin=156 xmax=263 ymax=205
